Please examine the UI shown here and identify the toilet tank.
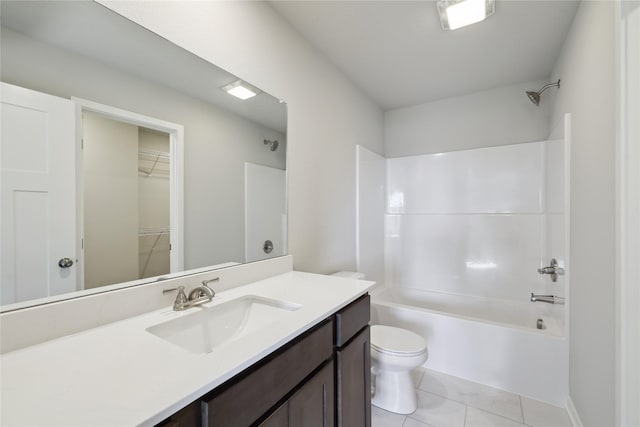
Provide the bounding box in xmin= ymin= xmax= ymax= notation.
xmin=331 ymin=271 xmax=365 ymax=280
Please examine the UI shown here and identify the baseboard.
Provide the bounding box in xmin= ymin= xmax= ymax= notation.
xmin=567 ymin=396 xmax=584 ymax=427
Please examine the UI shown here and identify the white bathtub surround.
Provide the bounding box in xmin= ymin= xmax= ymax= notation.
xmin=371 ymin=367 xmax=573 ymax=427
xmin=0 ymin=271 xmax=373 ymax=426
xmin=356 ymin=145 xmax=386 ymax=286
xmin=385 ymin=213 xmax=546 ymax=302
xmin=386 ymin=142 xmax=544 ymax=215
xmin=372 ymin=289 xmax=568 ymax=406
xmin=385 ymin=140 xmax=566 ymax=308
xmin=354 ymin=137 xmax=570 ymax=406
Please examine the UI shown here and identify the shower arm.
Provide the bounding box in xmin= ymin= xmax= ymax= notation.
xmin=536 ymin=81 xmax=560 ymax=96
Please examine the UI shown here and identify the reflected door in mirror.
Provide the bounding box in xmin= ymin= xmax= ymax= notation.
xmin=1 ymin=83 xmax=77 ymax=304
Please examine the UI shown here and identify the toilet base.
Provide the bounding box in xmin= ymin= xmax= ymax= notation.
xmin=371 ymin=369 xmax=418 ymax=414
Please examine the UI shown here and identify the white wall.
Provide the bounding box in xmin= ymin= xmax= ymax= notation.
xmin=384 ymin=81 xmax=552 ymax=157
xmin=1 ymin=28 xmax=286 ymax=270
xmin=98 ymin=1 xmax=385 ymax=275
xmin=548 ymin=2 xmax=617 ymax=425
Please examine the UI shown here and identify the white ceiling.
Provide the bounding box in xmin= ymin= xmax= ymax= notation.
xmin=269 ymin=0 xmax=579 ymax=111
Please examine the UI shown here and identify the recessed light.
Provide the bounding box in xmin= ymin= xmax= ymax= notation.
xmin=437 ymin=0 xmax=495 ymax=31
xmin=222 ymin=80 xmax=261 ymax=100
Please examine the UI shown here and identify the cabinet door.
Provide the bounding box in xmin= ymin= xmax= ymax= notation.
xmin=259 ymin=402 xmax=288 ymax=427
xmin=336 ymin=326 xmax=371 ymax=427
xmin=205 ymin=321 xmax=333 ymax=426
xmin=289 ymin=361 xmax=335 ymax=427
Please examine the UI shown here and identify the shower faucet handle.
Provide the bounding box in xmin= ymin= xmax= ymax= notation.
xmin=537 ymin=258 xmax=565 ymax=282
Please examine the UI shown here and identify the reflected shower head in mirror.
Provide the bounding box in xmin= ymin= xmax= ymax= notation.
xmin=526 ymin=79 xmax=560 ymax=106
xmin=264 ymin=139 xmax=279 ymax=151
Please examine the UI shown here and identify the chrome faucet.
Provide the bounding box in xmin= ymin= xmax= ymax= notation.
xmin=530 ymin=293 xmax=565 ymax=304
xmin=173 ymin=278 xmax=219 ymax=311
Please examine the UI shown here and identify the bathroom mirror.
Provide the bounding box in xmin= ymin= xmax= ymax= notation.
xmin=0 ymin=1 xmax=287 ymax=311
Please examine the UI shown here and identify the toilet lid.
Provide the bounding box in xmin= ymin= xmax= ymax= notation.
xmin=371 ymin=325 xmax=427 ymax=356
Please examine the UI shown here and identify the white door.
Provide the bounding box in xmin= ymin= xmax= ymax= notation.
xmin=245 ymin=163 xmax=286 ymax=263
xmin=1 ymin=83 xmax=77 ymax=305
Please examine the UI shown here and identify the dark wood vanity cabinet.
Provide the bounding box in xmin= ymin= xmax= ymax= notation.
xmin=157 ymin=293 xmax=370 ymax=427
xmin=260 ymin=360 xmax=335 ymax=427
xmin=335 ymin=295 xmax=371 ymax=427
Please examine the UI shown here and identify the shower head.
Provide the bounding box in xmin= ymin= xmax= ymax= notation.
xmin=526 ymin=91 xmax=541 ymax=106
xmin=526 ymin=79 xmax=561 ymax=106
xmin=264 ymin=139 xmax=279 ymax=152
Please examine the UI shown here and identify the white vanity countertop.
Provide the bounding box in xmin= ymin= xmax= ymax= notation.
xmin=0 ymin=271 xmax=374 ymax=426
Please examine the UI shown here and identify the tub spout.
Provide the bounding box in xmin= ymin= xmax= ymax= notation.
xmin=530 ymin=293 xmax=565 ymax=304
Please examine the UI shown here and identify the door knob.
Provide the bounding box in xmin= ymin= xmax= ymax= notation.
xmin=263 ymin=240 xmax=273 ymax=254
xmin=58 ymin=257 xmax=74 ymax=268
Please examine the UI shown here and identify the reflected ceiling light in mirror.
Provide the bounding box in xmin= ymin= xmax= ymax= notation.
xmin=222 ymin=80 xmax=261 ymax=100
xmin=437 ymin=0 xmax=495 ymax=31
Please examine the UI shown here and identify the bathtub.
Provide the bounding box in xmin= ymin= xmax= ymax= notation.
xmin=370 ymin=287 xmax=569 ymax=406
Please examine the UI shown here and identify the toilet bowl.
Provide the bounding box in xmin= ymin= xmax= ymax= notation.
xmin=370 ymin=325 xmax=428 ymax=414
xmin=330 ymin=272 xmax=428 ymax=415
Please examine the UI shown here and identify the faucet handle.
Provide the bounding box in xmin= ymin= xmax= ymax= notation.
xmin=538 ymin=258 xmax=564 ymax=282
xmin=173 ymin=286 xmax=188 ymax=311
xmin=201 ymin=277 xmax=218 ymax=297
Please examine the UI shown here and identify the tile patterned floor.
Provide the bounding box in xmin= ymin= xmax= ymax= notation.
xmin=372 ymin=368 xmax=573 ymax=427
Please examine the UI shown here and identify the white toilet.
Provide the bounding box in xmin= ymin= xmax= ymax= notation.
xmin=370 ymin=325 xmax=428 ymax=414
xmin=331 ymin=272 xmax=429 ymax=415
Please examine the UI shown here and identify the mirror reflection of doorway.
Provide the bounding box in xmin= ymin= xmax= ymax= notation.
xmin=82 ymin=112 xmax=170 ymax=288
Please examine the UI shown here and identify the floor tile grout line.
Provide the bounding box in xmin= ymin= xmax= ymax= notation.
xmin=416 ymin=389 xmax=524 ymax=424
xmin=459 ymin=401 xmax=526 ymax=424
xmin=418 ymin=371 xmax=522 ymax=402
xmin=422 ymin=370 xmax=524 ymax=397
xmin=468 ymin=406 xmax=534 ymax=426
xmin=405 ymin=414 xmax=436 ymax=427
xmin=519 ymin=394 xmax=526 ymax=425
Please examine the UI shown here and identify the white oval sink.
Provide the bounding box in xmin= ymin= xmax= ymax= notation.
xmin=146 ymin=295 xmax=302 ymax=354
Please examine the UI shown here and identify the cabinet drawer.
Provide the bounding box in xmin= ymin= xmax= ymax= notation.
xmin=204 ymin=319 xmax=334 ymax=426
xmin=335 ymin=294 xmax=370 ymax=347
xmin=156 ymin=402 xmax=200 ymax=427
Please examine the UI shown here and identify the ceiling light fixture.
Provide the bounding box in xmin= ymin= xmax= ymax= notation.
xmin=437 ymin=0 xmax=495 ymax=31
xmin=222 ymin=80 xmax=261 ymax=100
